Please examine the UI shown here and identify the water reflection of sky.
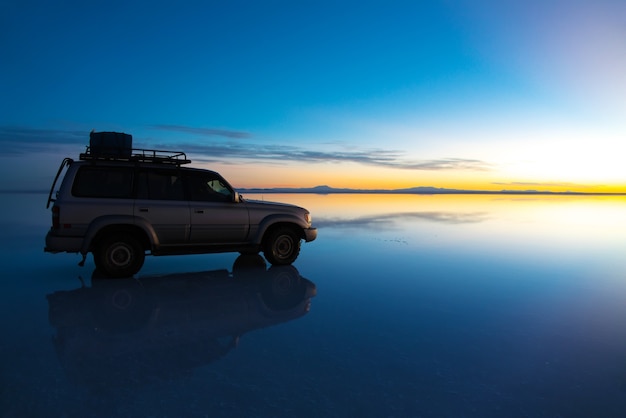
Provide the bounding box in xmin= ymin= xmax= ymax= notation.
xmin=2 ymin=192 xmax=626 ymax=416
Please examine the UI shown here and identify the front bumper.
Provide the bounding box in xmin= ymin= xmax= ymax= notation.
xmin=303 ymin=227 xmax=317 ymax=242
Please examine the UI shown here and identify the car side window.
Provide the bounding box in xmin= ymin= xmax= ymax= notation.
xmin=72 ymin=166 xmax=134 ymax=198
xmin=137 ymin=170 xmax=184 ymax=201
xmin=187 ymin=173 xmax=233 ymax=202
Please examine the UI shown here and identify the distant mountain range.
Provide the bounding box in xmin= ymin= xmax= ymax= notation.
xmin=238 ymin=185 xmax=621 ymax=195
xmin=1 ymin=185 xmax=621 ymax=196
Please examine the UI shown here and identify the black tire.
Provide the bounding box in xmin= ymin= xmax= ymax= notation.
xmin=94 ymin=233 xmax=145 ymax=278
xmin=263 ymin=227 xmax=301 ymax=265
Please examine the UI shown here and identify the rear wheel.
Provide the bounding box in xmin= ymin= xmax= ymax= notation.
xmin=263 ymin=227 xmax=301 ymax=265
xmin=94 ymin=233 xmax=145 ymax=278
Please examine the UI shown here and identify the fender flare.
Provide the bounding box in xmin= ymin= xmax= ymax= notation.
xmin=251 ymin=214 xmax=307 ymax=245
xmin=80 ymin=215 xmax=159 ymax=254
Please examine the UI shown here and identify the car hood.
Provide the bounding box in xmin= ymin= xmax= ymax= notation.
xmin=243 ymin=198 xmax=305 ymax=211
xmin=241 ymin=199 xmax=309 ymax=221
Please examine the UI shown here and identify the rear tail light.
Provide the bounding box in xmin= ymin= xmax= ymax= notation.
xmin=52 ymin=205 xmax=60 ymax=229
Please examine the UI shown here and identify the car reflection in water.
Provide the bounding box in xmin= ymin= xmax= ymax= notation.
xmin=47 ymin=255 xmax=316 ymax=392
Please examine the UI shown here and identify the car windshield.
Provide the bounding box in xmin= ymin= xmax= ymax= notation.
xmin=188 ymin=173 xmax=232 ymax=202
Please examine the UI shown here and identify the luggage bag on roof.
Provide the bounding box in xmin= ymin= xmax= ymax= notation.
xmin=89 ymin=131 xmax=132 ymax=158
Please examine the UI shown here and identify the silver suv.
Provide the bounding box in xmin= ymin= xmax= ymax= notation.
xmin=44 ymin=132 xmax=317 ymax=277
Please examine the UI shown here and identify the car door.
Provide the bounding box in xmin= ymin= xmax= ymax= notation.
xmin=134 ymin=168 xmax=190 ymax=244
xmin=185 ymin=171 xmax=249 ymax=243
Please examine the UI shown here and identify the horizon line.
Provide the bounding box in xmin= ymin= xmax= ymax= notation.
xmin=236 ymin=186 xmax=626 ymax=196
xmin=2 ymin=185 xmax=625 ymax=196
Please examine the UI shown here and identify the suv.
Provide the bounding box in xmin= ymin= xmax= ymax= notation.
xmin=44 ymin=132 xmax=317 ymax=277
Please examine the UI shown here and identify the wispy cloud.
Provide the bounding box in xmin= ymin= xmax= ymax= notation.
xmin=150 ymin=124 xmax=251 ymax=139
xmin=178 ymin=142 xmax=491 ymax=171
xmin=0 ymin=126 xmax=86 ymax=154
xmin=0 ymin=126 xmax=490 ymax=172
xmin=400 ymin=158 xmax=489 ymax=171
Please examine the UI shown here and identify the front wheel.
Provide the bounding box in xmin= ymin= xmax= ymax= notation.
xmin=263 ymin=227 xmax=301 ymax=265
xmin=94 ymin=233 xmax=145 ymax=278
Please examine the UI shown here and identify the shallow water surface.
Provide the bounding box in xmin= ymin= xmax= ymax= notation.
xmin=2 ymin=193 xmax=626 ymax=417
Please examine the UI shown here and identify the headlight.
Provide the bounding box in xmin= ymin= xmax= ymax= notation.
xmin=304 ymin=213 xmax=312 ymax=224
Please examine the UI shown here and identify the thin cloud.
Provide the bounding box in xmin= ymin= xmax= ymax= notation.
xmin=0 ymin=126 xmax=86 ymax=154
xmin=0 ymin=126 xmax=491 ymax=172
xmin=400 ymin=158 xmax=490 ymax=171
xmin=179 ymin=142 xmax=491 ymax=172
xmin=150 ymin=124 xmax=251 ymax=139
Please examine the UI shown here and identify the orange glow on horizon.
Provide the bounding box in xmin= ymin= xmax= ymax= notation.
xmin=198 ymin=161 xmax=625 ymax=194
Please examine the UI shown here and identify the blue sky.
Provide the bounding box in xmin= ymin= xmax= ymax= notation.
xmin=1 ymin=0 xmax=624 ymax=191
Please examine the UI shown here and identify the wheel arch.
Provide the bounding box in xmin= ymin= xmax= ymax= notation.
xmin=251 ymin=213 xmax=306 ymax=244
xmin=81 ymin=217 xmax=156 ymax=254
xmin=260 ymin=221 xmax=304 ymax=246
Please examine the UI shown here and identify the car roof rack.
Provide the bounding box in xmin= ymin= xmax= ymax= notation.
xmin=79 ymin=146 xmax=192 ymax=165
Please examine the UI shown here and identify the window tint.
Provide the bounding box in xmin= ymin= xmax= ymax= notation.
xmin=72 ymin=166 xmax=133 ymax=198
xmin=187 ymin=172 xmax=233 ymax=202
xmin=137 ymin=170 xmax=184 ymax=201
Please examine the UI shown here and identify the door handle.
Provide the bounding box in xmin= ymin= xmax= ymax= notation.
xmin=194 ymin=209 xmax=204 ymax=214
xmin=139 ymin=208 xmax=149 ymax=212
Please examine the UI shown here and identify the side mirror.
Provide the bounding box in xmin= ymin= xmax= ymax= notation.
xmin=233 ymin=191 xmax=241 ymax=203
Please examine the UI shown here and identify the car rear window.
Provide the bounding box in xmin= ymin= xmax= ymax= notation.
xmin=72 ymin=166 xmax=134 ymax=198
